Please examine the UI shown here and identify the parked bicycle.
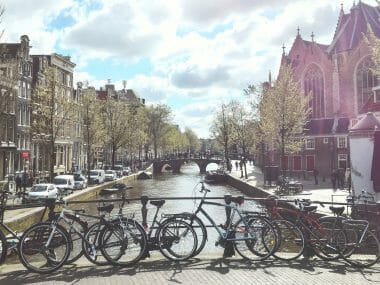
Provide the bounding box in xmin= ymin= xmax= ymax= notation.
xmin=17 ymin=193 xmax=147 ymax=273
xmin=169 ymin=182 xmax=278 ymax=261
xmin=140 ymin=195 xmax=198 ymax=261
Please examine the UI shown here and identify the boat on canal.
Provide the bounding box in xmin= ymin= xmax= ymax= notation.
xmin=137 ymin=171 xmax=153 ymax=180
xmin=204 ymin=169 xmax=227 ymax=184
xmin=99 ymin=183 xmax=133 ymax=196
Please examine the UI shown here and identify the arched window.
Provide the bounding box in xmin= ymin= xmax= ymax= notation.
xmin=303 ymin=64 xmax=325 ymax=118
xmin=356 ymin=57 xmax=378 ymax=110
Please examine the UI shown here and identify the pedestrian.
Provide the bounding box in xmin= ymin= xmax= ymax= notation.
xmin=15 ymin=175 xmax=21 ymax=193
xmin=235 ymin=161 xmax=238 ymax=171
xmin=21 ymin=170 xmax=28 ymax=193
xmin=313 ymin=169 xmax=319 ymax=185
xmin=331 ymin=169 xmax=337 ymax=191
xmin=239 ymin=159 xmax=244 ymax=178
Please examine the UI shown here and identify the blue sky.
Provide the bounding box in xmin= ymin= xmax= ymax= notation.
xmin=1 ymin=0 xmax=378 ymax=138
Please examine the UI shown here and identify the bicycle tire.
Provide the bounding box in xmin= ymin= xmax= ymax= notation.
xmin=100 ymin=218 xmax=147 ymax=267
xmin=82 ymin=222 xmax=110 ymax=265
xmin=271 ymin=219 xmax=305 ymax=261
xmin=157 ymin=218 xmax=198 ymax=261
xmin=314 ymin=217 xmax=348 ymax=260
xmin=53 ymin=213 xmax=88 ymax=264
xmin=172 ymin=214 xmax=207 ymax=258
xmin=0 ymin=230 xmax=7 ymax=265
xmin=342 ymin=229 xmax=380 ymax=268
xmin=234 ymin=215 xmax=277 ymax=261
xmin=18 ymin=222 xmax=71 ymax=274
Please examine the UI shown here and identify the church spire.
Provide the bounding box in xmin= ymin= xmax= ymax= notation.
xmin=282 ymin=43 xmax=286 ymax=55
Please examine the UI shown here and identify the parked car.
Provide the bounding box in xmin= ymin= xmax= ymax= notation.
xmin=89 ymin=169 xmax=105 ymax=184
xmin=114 ymin=165 xmax=123 ymax=177
xmin=122 ymin=166 xmax=131 ymax=176
xmin=53 ymin=174 xmax=75 ymax=195
xmin=74 ymin=174 xmax=87 ymax=190
xmin=25 ymin=183 xmax=58 ymax=202
xmin=104 ymin=170 xmax=117 ymax=181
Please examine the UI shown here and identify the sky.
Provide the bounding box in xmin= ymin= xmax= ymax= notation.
xmin=1 ymin=0 xmax=378 ymax=138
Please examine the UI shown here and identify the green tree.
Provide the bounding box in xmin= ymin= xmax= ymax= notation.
xmin=80 ymin=86 xmax=102 ymax=180
xmin=184 ymin=127 xmax=200 ymax=154
xmin=210 ymin=103 xmax=233 ymax=161
xmin=229 ymin=100 xmax=257 ymax=179
xmin=31 ymin=66 xmax=73 ymax=181
xmin=259 ymin=64 xmax=311 ymax=173
xmin=144 ymin=104 xmax=172 ymax=159
xmin=98 ymin=97 xmax=133 ymax=169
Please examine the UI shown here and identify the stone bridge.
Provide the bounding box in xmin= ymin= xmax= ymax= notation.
xmin=152 ymin=158 xmax=223 ymax=174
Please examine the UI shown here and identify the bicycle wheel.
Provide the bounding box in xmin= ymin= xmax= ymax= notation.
xmin=157 ymin=218 xmax=197 ymax=261
xmin=234 ymin=216 xmax=277 ymax=261
xmin=314 ymin=218 xmax=347 ymax=261
xmin=54 ymin=213 xmax=88 ymax=264
xmin=0 ymin=230 xmax=7 ymax=265
xmin=100 ymin=218 xmax=147 ymax=267
xmin=342 ymin=229 xmax=380 ymax=268
xmin=18 ymin=222 xmax=71 ymax=274
xmin=272 ymin=219 xmax=304 ymax=261
xmin=174 ymin=214 xmax=207 ymax=258
xmin=82 ymin=222 xmax=109 ymax=265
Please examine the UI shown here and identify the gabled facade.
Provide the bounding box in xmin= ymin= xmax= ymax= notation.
xmin=275 ymin=2 xmax=380 ymax=179
xmin=31 ymin=53 xmax=78 ymax=178
xmin=0 ymin=35 xmax=32 ymax=180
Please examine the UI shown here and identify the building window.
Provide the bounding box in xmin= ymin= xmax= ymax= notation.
xmin=323 ymin=138 xmax=329 ymax=144
xmin=305 ymin=138 xmax=315 ymax=150
xmin=373 ymin=87 xmax=380 ymax=103
xmin=306 ymin=155 xmax=315 ymax=171
xmin=338 ymin=154 xmax=347 ymax=169
xmin=293 ymin=156 xmax=302 ymax=171
xmin=304 ymin=64 xmax=325 ymax=118
xmin=337 ymin=137 xmax=347 ymax=148
xmin=356 ymin=56 xmax=378 ymax=110
xmin=350 ymin=118 xmax=359 ymax=128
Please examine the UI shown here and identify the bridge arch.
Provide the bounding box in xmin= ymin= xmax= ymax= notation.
xmin=152 ymin=158 xmax=223 ymax=174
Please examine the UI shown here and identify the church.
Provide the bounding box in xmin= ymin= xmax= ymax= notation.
xmin=273 ymin=1 xmax=380 ymax=180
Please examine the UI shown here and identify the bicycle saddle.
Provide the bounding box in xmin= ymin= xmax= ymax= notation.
xmin=329 ymin=206 xmax=345 ymax=216
xmin=150 ymin=200 xmax=165 ymax=207
xmin=302 ymin=205 xmax=317 ymax=212
xmin=98 ymin=203 xmax=114 ymax=213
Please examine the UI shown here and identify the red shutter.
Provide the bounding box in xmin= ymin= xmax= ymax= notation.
xmin=293 ymin=156 xmax=301 ymax=171
xmin=306 ymin=155 xmax=315 ymax=171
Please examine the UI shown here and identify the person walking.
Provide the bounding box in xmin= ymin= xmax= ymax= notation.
xmin=235 ymin=161 xmax=238 ymax=171
xmin=15 ymin=175 xmax=21 ymax=193
xmin=331 ymin=169 xmax=337 ymax=191
xmin=21 ymin=170 xmax=28 ymax=193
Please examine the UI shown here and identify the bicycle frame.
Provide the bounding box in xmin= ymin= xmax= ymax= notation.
xmin=193 ymin=190 xmax=257 ymax=243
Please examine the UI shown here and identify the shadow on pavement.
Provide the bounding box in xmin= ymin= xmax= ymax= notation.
xmin=0 ymin=257 xmax=379 ymax=285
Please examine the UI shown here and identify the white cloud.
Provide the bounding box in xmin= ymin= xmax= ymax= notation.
xmin=1 ymin=0 xmax=378 ymax=137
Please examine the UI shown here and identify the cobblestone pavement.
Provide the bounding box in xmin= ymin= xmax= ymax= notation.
xmin=0 ymin=254 xmax=379 ymax=285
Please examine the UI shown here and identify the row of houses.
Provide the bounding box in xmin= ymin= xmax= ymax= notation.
xmin=0 ymin=35 xmax=144 ymax=181
xmin=259 ymin=1 xmax=380 ymax=181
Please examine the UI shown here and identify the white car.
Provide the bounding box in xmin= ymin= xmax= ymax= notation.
xmin=104 ymin=170 xmax=117 ymax=181
xmin=74 ymin=174 xmax=87 ymax=190
xmin=26 ymin=183 xmax=58 ymax=202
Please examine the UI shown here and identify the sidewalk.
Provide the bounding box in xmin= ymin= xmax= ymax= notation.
xmin=229 ymin=160 xmax=351 ymax=215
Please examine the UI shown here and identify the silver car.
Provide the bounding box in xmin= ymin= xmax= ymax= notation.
xmin=26 ymin=183 xmax=58 ymax=202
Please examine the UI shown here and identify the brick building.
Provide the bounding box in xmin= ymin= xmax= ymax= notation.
xmin=270 ymin=2 xmax=380 ymax=180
